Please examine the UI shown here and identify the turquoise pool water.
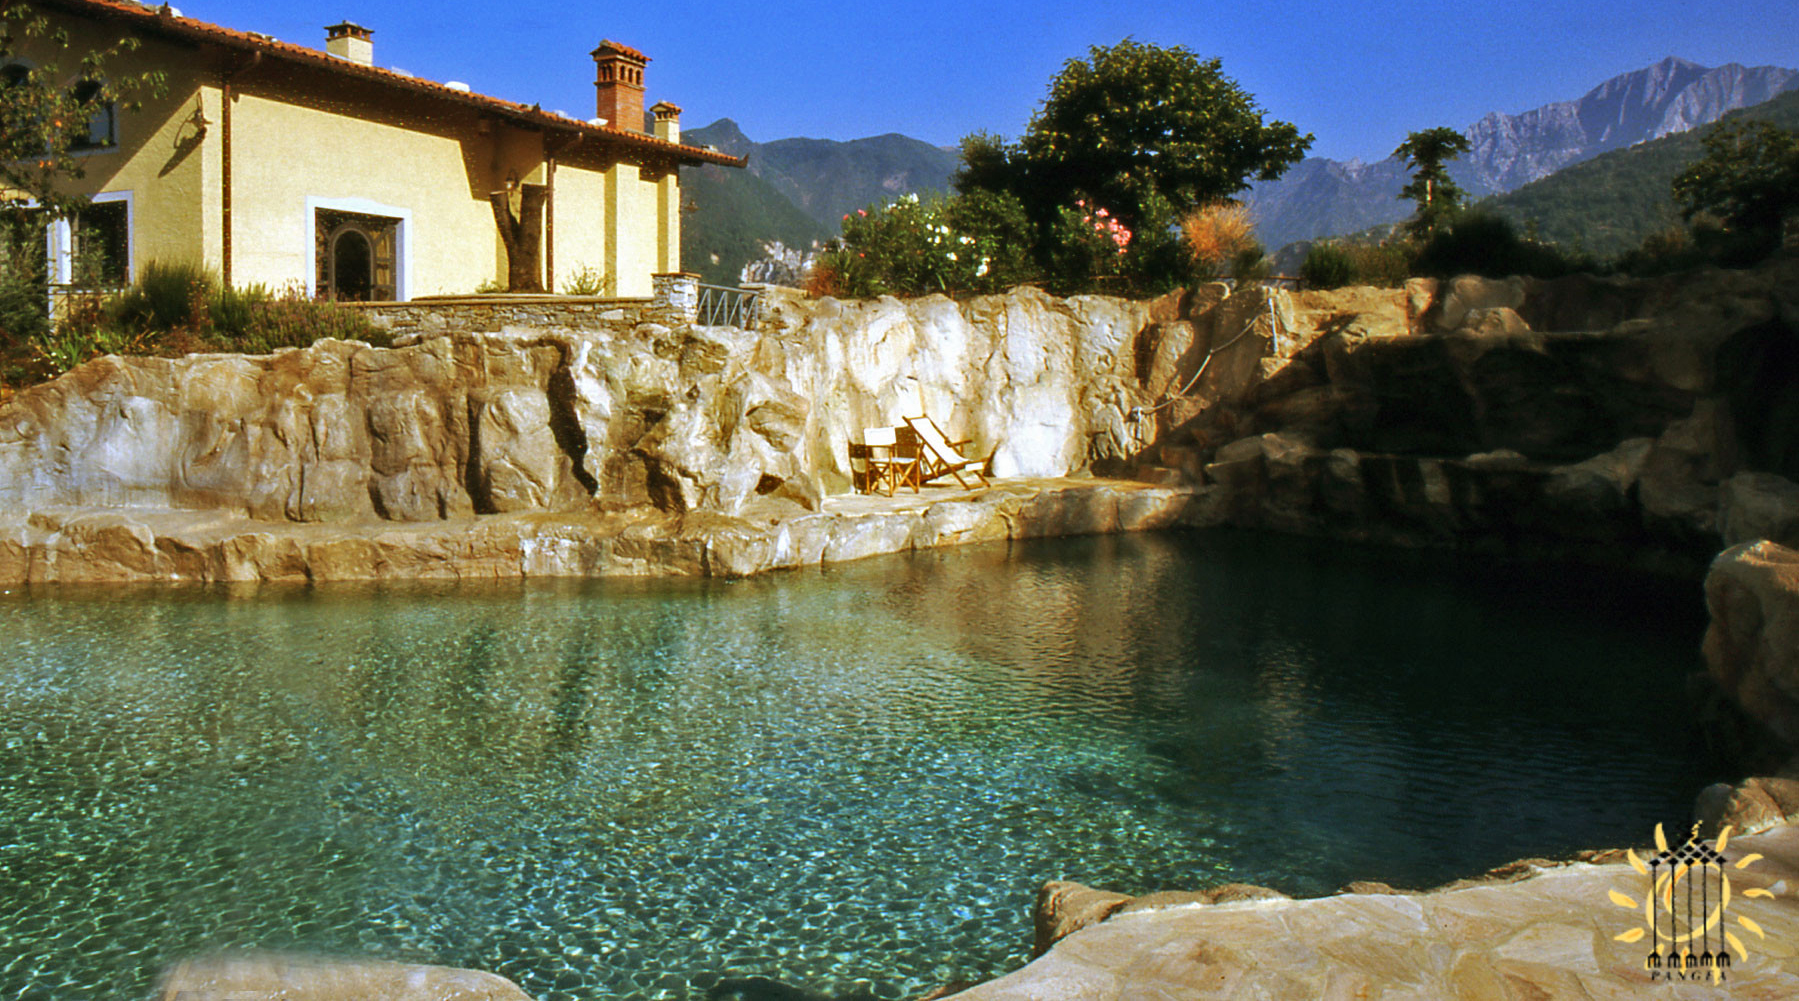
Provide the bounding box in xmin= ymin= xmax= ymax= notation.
xmin=0 ymin=530 xmax=1718 ymax=1000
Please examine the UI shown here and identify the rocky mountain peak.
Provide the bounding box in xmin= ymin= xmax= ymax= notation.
xmin=1247 ymin=56 xmax=1799 ymax=249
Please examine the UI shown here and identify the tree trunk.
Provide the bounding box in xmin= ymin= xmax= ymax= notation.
xmin=489 ymin=184 xmax=548 ymax=293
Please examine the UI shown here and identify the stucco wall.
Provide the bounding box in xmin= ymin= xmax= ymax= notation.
xmin=13 ymin=18 xmax=212 ymax=278
xmin=605 ymin=162 xmax=659 ymax=298
xmin=229 ymin=86 xmax=502 ymax=297
xmin=552 ymin=164 xmax=609 ymax=293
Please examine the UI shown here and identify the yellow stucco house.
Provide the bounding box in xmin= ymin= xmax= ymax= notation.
xmin=11 ymin=0 xmax=743 ymax=300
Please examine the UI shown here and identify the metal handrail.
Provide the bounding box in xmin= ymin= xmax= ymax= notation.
xmin=695 ymin=283 xmax=760 ymax=328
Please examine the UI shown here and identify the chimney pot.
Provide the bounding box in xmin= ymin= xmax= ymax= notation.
xmin=650 ymin=101 xmax=681 ymax=143
xmin=325 ymin=22 xmax=374 ymax=65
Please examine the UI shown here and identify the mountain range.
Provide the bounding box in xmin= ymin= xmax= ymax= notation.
xmin=1245 ymin=57 xmax=1798 ymax=249
xmin=679 ymin=121 xmax=959 ymax=284
xmin=1482 ymin=86 xmax=1799 ymax=257
xmin=679 ymin=56 xmax=1798 ymax=285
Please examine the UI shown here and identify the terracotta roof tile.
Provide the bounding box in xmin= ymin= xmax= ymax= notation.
xmin=39 ymin=0 xmax=744 ymax=167
xmin=592 ymin=39 xmax=649 ymax=62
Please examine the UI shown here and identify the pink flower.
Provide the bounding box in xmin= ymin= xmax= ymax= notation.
xmin=857 ymin=209 xmax=867 ymax=217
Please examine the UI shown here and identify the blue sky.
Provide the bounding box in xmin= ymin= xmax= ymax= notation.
xmin=179 ymin=1 xmax=1797 ymax=162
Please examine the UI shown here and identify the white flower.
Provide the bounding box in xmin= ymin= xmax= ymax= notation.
xmin=947 ymin=252 xmax=958 ymax=261
xmin=975 ymin=259 xmax=990 ymax=277
xmin=960 ymin=235 xmax=974 ymax=245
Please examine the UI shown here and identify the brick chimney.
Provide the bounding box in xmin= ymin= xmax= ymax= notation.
xmin=592 ymin=40 xmax=648 ymax=132
xmin=325 ymin=22 xmax=373 ymax=65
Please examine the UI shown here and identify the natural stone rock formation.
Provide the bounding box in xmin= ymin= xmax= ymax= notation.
xmin=6 ymin=256 xmax=1797 ymax=580
xmin=0 ymin=286 xmax=1162 ymax=527
xmin=1034 ymin=880 xmax=1291 ymax=956
xmin=1135 ymin=255 xmax=1799 ymax=569
xmin=1705 ymin=541 xmax=1799 ymax=749
xmin=963 ymin=825 xmax=1799 ymax=999
xmin=157 ymin=953 xmax=532 ymax=1001
xmin=1698 ymin=776 xmax=1799 ymax=837
xmin=0 ymin=479 xmax=1198 ymax=584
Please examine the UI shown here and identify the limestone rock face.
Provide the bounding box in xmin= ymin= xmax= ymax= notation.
xmin=1705 ymin=541 xmax=1799 ymax=748
xmin=157 ymin=953 xmax=533 ymax=1001
xmin=1143 ymin=255 xmax=1799 ymax=568
xmin=0 ymin=287 xmax=1163 ymax=525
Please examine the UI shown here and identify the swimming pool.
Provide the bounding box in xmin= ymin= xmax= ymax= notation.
xmin=0 ymin=530 xmax=1719 ymax=1000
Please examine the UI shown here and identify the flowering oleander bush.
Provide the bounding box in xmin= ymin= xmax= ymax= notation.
xmin=817 ymin=189 xmax=1039 ymax=297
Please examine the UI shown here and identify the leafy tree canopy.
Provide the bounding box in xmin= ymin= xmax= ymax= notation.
xmin=1672 ymin=118 xmax=1799 ymax=239
xmin=1 ymin=3 xmax=165 ymax=221
xmin=967 ymin=39 xmax=1311 ymax=233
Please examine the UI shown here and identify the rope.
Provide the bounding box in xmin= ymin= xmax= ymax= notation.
xmin=1132 ymin=295 xmax=1279 ymax=420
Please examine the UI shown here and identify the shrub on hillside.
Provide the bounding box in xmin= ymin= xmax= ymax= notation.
xmin=1410 ymin=212 xmax=1595 ymax=279
xmin=1299 ymin=243 xmax=1354 ymax=289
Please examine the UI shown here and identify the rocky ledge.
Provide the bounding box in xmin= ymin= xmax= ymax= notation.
xmin=965 ymin=821 xmax=1799 ymax=1000
xmin=0 ymin=478 xmax=1196 ymax=583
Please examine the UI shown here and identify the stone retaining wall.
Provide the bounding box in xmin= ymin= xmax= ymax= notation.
xmin=343 ymin=296 xmax=656 ymax=340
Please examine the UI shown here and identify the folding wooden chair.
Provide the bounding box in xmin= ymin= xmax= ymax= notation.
xmin=901 ymin=414 xmax=990 ymax=488
xmin=848 ymin=425 xmax=921 ymax=495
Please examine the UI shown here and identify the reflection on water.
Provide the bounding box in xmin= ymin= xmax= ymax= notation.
xmin=0 ymin=530 xmax=1717 ymax=1000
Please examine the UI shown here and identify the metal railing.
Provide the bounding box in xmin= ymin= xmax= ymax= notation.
xmin=695 ymin=283 xmax=760 ymax=328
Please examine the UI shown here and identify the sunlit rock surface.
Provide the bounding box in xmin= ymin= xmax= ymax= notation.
xmin=0 ymin=479 xmax=1198 ymax=584
xmin=963 ymin=826 xmax=1799 ymax=1000
xmin=157 ymin=953 xmax=532 ymax=1001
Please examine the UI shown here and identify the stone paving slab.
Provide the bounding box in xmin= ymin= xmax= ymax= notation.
xmin=957 ymin=826 xmax=1799 ymax=1000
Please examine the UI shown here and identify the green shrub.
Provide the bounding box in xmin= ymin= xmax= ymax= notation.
xmin=232 ymin=287 xmax=384 ymax=353
xmin=108 ymin=259 xmax=211 ymax=331
xmin=1410 ymin=212 xmax=1595 ymax=279
xmin=562 ymin=265 xmax=610 ymax=296
xmin=207 ymin=282 xmax=273 ymax=337
xmin=942 ymin=189 xmax=1040 ymax=293
xmin=1341 ymin=242 xmax=1415 ymax=287
xmin=0 ymin=251 xmax=48 ymax=344
xmin=1299 ymin=243 xmax=1354 ymax=289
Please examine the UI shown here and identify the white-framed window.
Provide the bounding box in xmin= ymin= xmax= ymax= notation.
xmin=2 ymin=63 xmax=118 ymax=154
xmin=304 ymin=196 xmax=411 ymax=301
xmin=47 ymin=190 xmax=132 ymax=288
xmin=70 ymin=79 xmax=116 ymax=151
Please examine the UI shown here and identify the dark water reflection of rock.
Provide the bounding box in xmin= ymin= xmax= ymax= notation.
xmin=0 ymin=530 xmax=1718 ymax=1000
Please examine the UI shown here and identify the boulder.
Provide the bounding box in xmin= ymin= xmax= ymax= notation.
xmin=1705 ymin=541 xmax=1799 ymax=748
xmin=1427 ymin=274 xmax=1527 ymax=332
xmin=1033 ymin=881 xmax=1130 ymax=956
xmin=1696 ymin=776 xmax=1799 ymax=837
xmin=1720 ymin=471 xmax=1799 ymax=548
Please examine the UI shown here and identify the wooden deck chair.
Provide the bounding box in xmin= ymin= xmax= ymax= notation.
xmin=901 ymin=414 xmax=990 ymax=488
xmin=848 ymin=426 xmax=920 ymax=496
